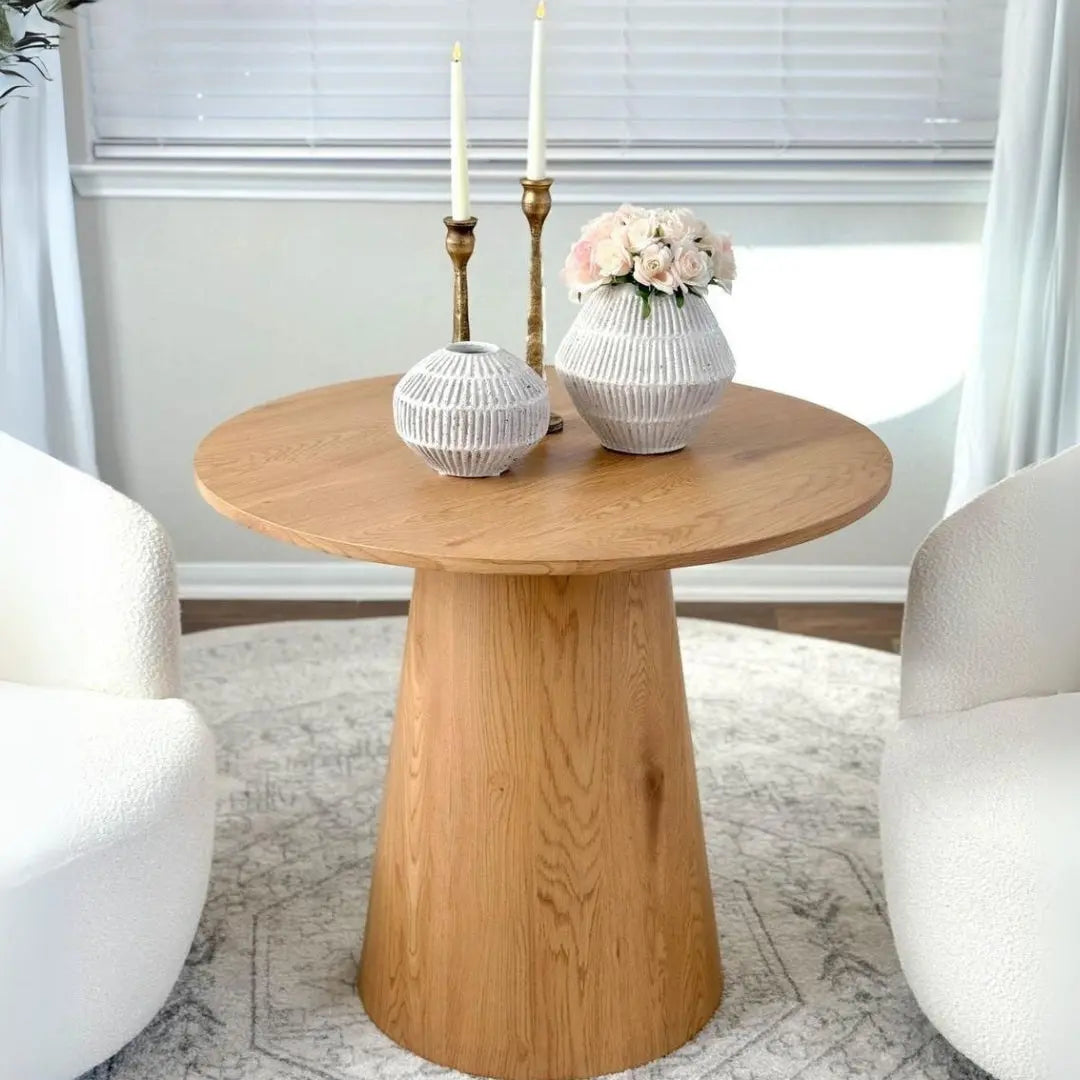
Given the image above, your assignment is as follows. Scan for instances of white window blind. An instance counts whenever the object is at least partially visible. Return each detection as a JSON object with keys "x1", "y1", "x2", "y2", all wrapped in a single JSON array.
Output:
[{"x1": 83, "y1": 0, "x2": 1006, "y2": 163}]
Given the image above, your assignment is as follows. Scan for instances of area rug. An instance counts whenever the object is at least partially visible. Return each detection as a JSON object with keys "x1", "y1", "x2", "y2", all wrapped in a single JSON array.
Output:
[{"x1": 85, "y1": 617, "x2": 987, "y2": 1080}]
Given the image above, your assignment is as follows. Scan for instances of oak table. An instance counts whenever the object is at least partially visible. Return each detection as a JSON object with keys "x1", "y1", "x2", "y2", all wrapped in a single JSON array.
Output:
[{"x1": 194, "y1": 374, "x2": 892, "y2": 1080}]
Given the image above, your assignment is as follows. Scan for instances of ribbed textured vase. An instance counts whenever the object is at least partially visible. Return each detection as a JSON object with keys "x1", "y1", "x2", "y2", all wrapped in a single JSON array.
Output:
[
  {"x1": 555, "y1": 285, "x2": 736, "y2": 454},
  {"x1": 393, "y1": 342, "x2": 549, "y2": 478}
]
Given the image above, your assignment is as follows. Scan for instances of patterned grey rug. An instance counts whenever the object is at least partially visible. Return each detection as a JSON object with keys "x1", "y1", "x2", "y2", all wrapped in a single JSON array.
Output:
[{"x1": 87, "y1": 617, "x2": 987, "y2": 1080}]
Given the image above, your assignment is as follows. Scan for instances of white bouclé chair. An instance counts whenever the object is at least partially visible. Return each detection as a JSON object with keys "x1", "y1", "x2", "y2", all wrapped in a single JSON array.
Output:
[
  {"x1": 0, "y1": 433, "x2": 216, "y2": 1080},
  {"x1": 881, "y1": 444, "x2": 1080, "y2": 1080}
]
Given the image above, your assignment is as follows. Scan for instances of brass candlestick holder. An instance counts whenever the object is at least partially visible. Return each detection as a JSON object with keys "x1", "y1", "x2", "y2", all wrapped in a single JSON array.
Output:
[
  {"x1": 520, "y1": 177, "x2": 563, "y2": 434},
  {"x1": 444, "y1": 215, "x2": 478, "y2": 342}
]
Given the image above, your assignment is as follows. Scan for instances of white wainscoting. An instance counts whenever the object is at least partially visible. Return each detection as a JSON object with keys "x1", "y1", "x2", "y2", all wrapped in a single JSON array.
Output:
[{"x1": 178, "y1": 562, "x2": 908, "y2": 604}]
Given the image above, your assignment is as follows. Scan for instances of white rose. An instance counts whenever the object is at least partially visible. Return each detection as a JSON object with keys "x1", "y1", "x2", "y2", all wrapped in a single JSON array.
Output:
[
  {"x1": 672, "y1": 243, "x2": 713, "y2": 290},
  {"x1": 592, "y1": 236, "x2": 633, "y2": 278},
  {"x1": 684, "y1": 209, "x2": 709, "y2": 240},
  {"x1": 626, "y1": 213, "x2": 659, "y2": 254},
  {"x1": 655, "y1": 208, "x2": 699, "y2": 243},
  {"x1": 633, "y1": 243, "x2": 676, "y2": 294},
  {"x1": 614, "y1": 202, "x2": 648, "y2": 225},
  {"x1": 655, "y1": 210, "x2": 687, "y2": 243}
]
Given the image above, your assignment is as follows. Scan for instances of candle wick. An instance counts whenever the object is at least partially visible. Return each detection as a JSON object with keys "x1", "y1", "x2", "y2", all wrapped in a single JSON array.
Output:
[{"x1": 452, "y1": 41, "x2": 463, "y2": 62}]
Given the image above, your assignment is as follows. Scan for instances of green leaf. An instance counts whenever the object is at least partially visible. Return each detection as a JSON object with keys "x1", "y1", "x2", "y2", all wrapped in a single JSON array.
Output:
[
  {"x1": 675, "y1": 290, "x2": 685, "y2": 309},
  {"x1": 636, "y1": 284, "x2": 653, "y2": 319}
]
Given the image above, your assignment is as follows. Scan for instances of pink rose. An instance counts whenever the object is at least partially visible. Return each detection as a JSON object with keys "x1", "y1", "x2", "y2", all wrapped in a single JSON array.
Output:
[
  {"x1": 592, "y1": 236, "x2": 633, "y2": 278},
  {"x1": 581, "y1": 211, "x2": 617, "y2": 244},
  {"x1": 562, "y1": 239, "x2": 601, "y2": 294},
  {"x1": 709, "y1": 233, "x2": 736, "y2": 286},
  {"x1": 672, "y1": 243, "x2": 713, "y2": 291},
  {"x1": 633, "y1": 243, "x2": 676, "y2": 294}
]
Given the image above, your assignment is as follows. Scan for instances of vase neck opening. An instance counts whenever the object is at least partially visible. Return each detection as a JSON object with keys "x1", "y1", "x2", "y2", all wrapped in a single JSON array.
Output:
[{"x1": 446, "y1": 341, "x2": 500, "y2": 355}]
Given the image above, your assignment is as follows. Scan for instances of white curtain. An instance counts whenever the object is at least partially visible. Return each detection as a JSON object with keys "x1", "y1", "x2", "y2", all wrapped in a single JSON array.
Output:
[
  {"x1": 947, "y1": 0, "x2": 1080, "y2": 512},
  {"x1": 0, "y1": 41, "x2": 97, "y2": 473}
]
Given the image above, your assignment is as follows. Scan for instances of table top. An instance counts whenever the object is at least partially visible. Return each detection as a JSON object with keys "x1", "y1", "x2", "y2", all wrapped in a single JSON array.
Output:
[{"x1": 195, "y1": 374, "x2": 892, "y2": 575}]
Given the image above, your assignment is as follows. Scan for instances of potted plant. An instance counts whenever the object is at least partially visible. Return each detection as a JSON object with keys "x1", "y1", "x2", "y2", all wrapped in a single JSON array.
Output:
[
  {"x1": 555, "y1": 204, "x2": 737, "y2": 455},
  {"x1": 1, "y1": 0, "x2": 95, "y2": 102}
]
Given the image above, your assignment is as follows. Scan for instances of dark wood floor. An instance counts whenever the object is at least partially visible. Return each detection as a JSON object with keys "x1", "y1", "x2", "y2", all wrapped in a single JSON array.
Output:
[{"x1": 181, "y1": 599, "x2": 903, "y2": 653}]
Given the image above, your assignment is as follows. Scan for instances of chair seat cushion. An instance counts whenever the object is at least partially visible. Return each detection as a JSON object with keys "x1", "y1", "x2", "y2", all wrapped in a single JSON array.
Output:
[
  {"x1": 0, "y1": 680, "x2": 216, "y2": 1080},
  {"x1": 880, "y1": 691, "x2": 1078, "y2": 1080},
  {"x1": 0, "y1": 680, "x2": 212, "y2": 889}
]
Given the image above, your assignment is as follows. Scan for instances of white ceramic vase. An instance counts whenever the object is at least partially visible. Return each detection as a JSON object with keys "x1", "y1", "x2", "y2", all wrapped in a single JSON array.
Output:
[
  {"x1": 555, "y1": 284, "x2": 735, "y2": 454},
  {"x1": 393, "y1": 341, "x2": 549, "y2": 477}
]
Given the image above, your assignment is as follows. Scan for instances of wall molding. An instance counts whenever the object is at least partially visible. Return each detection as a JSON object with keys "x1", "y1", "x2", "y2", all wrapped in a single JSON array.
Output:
[
  {"x1": 178, "y1": 561, "x2": 909, "y2": 604},
  {"x1": 71, "y1": 160, "x2": 991, "y2": 205}
]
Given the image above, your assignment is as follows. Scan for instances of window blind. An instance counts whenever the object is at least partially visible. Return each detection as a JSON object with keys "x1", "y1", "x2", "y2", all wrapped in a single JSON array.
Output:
[{"x1": 83, "y1": 0, "x2": 1006, "y2": 162}]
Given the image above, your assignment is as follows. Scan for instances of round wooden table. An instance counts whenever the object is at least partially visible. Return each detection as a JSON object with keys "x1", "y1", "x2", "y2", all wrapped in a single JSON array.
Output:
[{"x1": 195, "y1": 374, "x2": 892, "y2": 1080}]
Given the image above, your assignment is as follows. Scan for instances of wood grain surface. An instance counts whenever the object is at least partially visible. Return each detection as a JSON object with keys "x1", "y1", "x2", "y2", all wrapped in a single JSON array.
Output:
[
  {"x1": 195, "y1": 374, "x2": 891, "y2": 1078},
  {"x1": 194, "y1": 373, "x2": 892, "y2": 575},
  {"x1": 358, "y1": 569, "x2": 722, "y2": 1080}
]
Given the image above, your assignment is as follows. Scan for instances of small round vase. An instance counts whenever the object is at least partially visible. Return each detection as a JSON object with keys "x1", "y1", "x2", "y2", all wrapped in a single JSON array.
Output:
[
  {"x1": 393, "y1": 341, "x2": 549, "y2": 478},
  {"x1": 555, "y1": 285, "x2": 735, "y2": 454}
]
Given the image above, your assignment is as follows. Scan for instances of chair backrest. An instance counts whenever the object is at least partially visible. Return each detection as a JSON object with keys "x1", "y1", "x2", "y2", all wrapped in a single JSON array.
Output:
[
  {"x1": 901, "y1": 442, "x2": 1080, "y2": 718},
  {"x1": 0, "y1": 433, "x2": 180, "y2": 698}
]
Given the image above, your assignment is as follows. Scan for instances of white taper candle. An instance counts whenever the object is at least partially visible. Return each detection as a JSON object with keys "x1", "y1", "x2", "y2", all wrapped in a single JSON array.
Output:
[
  {"x1": 526, "y1": 1, "x2": 547, "y2": 180},
  {"x1": 450, "y1": 41, "x2": 471, "y2": 220}
]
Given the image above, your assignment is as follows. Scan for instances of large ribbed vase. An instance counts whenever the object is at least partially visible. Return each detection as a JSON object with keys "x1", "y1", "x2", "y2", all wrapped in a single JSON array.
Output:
[
  {"x1": 555, "y1": 285, "x2": 735, "y2": 454},
  {"x1": 393, "y1": 341, "x2": 549, "y2": 477}
]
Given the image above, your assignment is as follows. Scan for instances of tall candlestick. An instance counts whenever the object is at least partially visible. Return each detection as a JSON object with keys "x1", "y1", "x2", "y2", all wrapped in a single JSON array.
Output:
[
  {"x1": 526, "y1": 2, "x2": 546, "y2": 180},
  {"x1": 450, "y1": 41, "x2": 470, "y2": 221},
  {"x1": 445, "y1": 215, "x2": 478, "y2": 342},
  {"x1": 521, "y1": 178, "x2": 562, "y2": 435}
]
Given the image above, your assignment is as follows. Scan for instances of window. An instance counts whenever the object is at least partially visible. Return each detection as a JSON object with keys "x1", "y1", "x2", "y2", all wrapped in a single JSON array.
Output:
[{"x1": 76, "y1": 0, "x2": 1006, "y2": 200}]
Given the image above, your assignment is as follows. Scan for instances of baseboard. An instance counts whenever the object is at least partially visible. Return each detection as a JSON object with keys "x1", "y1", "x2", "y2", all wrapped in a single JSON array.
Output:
[{"x1": 177, "y1": 561, "x2": 908, "y2": 604}]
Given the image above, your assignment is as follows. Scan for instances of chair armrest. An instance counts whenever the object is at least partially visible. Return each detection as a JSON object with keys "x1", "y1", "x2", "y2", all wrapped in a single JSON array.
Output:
[
  {"x1": 0, "y1": 434, "x2": 180, "y2": 698},
  {"x1": 900, "y1": 444, "x2": 1080, "y2": 718}
]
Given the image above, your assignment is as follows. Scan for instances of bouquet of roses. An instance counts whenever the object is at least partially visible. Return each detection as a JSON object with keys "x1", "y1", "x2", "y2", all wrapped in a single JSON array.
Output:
[{"x1": 562, "y1": 204, "x2": 736, "y2": 318}]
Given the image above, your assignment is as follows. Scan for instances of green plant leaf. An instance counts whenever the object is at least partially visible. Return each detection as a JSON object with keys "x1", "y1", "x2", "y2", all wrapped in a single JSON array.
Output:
[
  {"x1": 675, "y1": 290, "x2": 685, "y2": 309},
  {"x1": 636, "y1": 284, "x2": 653, "y2": 319},
  {"x1": 0, "y1": 0, "x2": 97, "y2": 104}
]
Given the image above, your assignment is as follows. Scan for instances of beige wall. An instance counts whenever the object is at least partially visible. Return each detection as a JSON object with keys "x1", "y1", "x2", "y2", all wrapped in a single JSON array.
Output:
[{"x1": 74, "y1": 195, "x2": 980, "y2": 571}]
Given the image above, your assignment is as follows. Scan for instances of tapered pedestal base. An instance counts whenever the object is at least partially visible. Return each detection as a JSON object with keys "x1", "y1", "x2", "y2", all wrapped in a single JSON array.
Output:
[{"x1": 358, "y1": 569, "x2": 722, "y2": 1080}]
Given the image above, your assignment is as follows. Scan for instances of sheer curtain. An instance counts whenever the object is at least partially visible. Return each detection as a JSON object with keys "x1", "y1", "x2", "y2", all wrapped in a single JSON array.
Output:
[
  {"x1": 0, "y1": 37, "x2": 97, "y2": 472},
  {"x1": 947, "y1": 0, "x2": 1080, "y2": 512}
]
